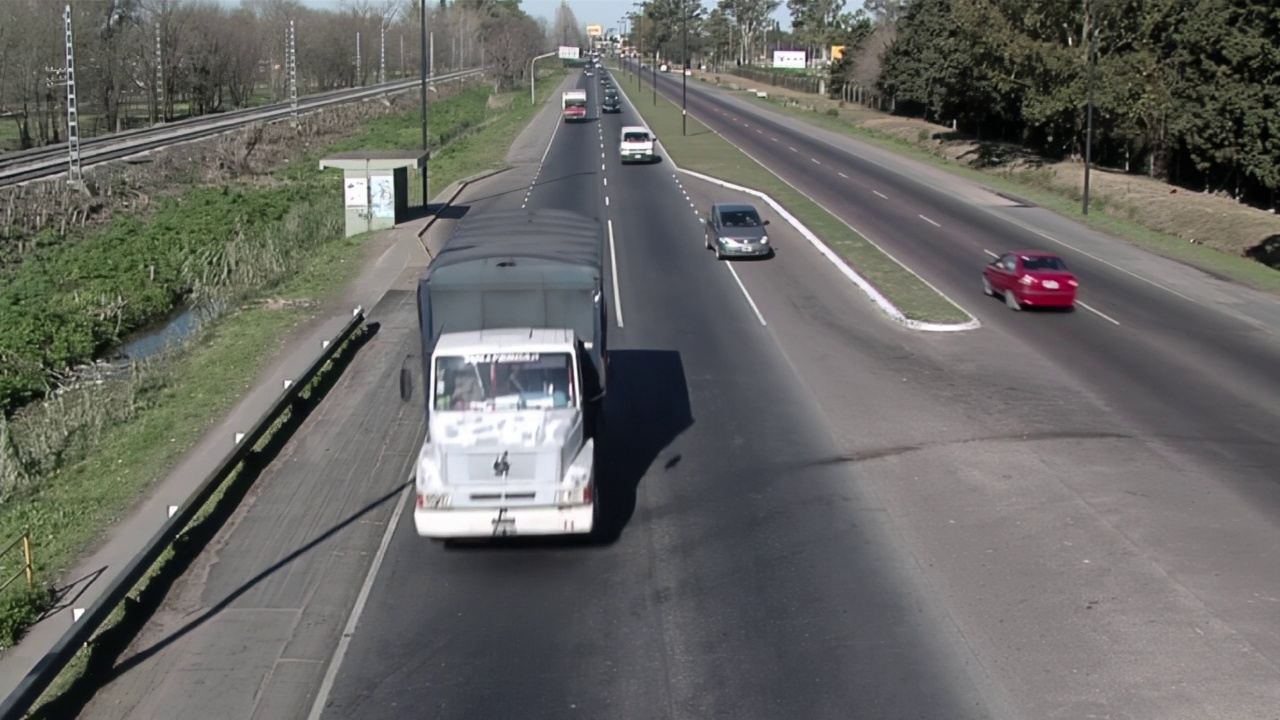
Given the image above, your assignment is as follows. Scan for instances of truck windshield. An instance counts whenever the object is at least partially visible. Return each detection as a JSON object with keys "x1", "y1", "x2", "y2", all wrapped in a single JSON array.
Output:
[
  {"x1": 433, "y1": 353, "x2": 576, "y2": 411},
  {"x1": 566, "y1": 99, "x2": 586, "y2": 107}
]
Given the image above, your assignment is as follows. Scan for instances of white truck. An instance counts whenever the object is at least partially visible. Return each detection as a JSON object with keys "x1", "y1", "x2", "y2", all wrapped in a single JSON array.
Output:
[
  {"x1": 619, "y1": 125, "x2": 656, "y2": 164},
  {"x1": 562, "y1": 89, "x2": 588, "y2": 122},
  {"x1": 410, "y1": 209, "x2": 608, "y2": 540}
]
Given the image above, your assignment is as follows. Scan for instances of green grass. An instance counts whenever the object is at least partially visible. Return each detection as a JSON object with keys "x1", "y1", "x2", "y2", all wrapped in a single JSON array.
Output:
[
  {"x1": 615, "y1": 67, "x2": 970, "y2": 325},
  {"x1": 0, "y1": 68, "x2": 565, "y2": 656},
  {"x1": 725, "y1": 83, "x2": 1280, "y2": 296}
]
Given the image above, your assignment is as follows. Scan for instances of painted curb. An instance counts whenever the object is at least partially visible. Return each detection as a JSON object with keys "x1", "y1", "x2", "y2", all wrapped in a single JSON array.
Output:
[{"x1": 621, "y1": 73, "x2": 980, "y2": 333}]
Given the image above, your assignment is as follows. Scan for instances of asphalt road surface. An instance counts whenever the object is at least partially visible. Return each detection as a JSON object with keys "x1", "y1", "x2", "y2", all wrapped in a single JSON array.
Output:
[{"x1": 72, "y1": 69, "x2": 1280, "y2": 720}]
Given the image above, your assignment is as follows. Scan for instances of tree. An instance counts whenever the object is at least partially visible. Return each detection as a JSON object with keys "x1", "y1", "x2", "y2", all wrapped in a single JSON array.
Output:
[
  {"x1": 718, "y1": 0, "x2": 780, "y2": 64},
  {"x1": 551, "y1": 1, "x2": 584, "y2": 48}
]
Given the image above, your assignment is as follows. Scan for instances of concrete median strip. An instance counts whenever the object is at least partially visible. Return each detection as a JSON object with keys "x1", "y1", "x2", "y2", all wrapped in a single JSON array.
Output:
[
  {"x1": 675, "y1": 167, "x2": 978, "y2": 332},
  {"x1": 609, "y1": 66, "x2": 978, "y2": 332}
]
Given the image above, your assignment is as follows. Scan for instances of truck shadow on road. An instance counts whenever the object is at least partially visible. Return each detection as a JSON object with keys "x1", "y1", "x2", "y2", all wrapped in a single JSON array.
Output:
[{"x1": 443, "y1": 349, "x2": 693, "y2": 551}]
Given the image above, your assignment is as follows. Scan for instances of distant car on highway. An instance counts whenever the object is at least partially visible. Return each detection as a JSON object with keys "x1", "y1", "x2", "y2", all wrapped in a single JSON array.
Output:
[
  {"x1": 602, "y1": 92, "x2": 621, "y2": 113},
  {"x1": 983, "y1": 250, "x2": 1078, "y2": 310},
  {"x1": 705, "y1": 203, "x2": 772, "y2": 259},
  {"x1": 619, "y1": 126, "x2": 656, "y2": 163}
]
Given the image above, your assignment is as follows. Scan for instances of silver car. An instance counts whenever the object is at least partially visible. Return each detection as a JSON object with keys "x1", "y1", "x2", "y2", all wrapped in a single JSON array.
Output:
[{"x1": 704, "y1": 203, "x2": 772, "y2": 259}]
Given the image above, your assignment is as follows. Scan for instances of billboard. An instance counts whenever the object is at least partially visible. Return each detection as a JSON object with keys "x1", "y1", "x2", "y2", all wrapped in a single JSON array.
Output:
[
  {"x1": 772, "y1": 50, "x2": 806, "y2": 68},
  {"x1": 831, "y1": 45, "x2": 845, "y2": 61},
  {"x1": 586, "y1": 24, "x2": 603, "y2": 37},
  {"x1": 558, "y1": 45, "x2": 580, "y2": 60}
]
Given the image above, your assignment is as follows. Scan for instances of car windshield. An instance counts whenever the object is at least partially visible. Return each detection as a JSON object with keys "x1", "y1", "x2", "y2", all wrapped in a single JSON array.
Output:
[
  {"x1": 623, "y1": 131, "x2": 650, "y2": 142},
  {"x1": 1021, "y1": 255, "x2": 1068, "y2": 271},
  {"x1": 719, "y1": 209, "x2": 762, "y2": 227},
  {"x1": 433, "y1": 353, "x2": 576, "y2": 411}
]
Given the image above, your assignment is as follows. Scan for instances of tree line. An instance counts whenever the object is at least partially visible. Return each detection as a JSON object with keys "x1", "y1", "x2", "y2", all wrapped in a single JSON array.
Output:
[
  {"x1": 870, "y1": 0, "x2": 1278, "y2": 207},
  {"x1": 0, "y1": 0, "x2": 551, "y2": 151}
]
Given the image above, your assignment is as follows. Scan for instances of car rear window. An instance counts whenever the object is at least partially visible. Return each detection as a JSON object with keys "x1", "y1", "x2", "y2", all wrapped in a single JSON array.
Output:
[
  {"x1": 719, "y1": 209, "x2": 762, "y2": 227},
  {"x1": 623, "y1": 132, "x2": 650, "y2": 142},
  {"x1": 1021, "y1": 255, "x2": 1068, "y2": 271}
]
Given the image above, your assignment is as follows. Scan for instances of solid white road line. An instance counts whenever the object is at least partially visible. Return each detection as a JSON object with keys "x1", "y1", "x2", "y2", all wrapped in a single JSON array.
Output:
[
  {"x1": 873, "y1": 190, "x2": 887, "y2": 199},
  {"x1": 1078, "y1": 301, "x2": 1121, "y2": 325},
  {"x1": 919, "y1": 214, "x2": 941, "y2": 227},
  {"x1": 307, "y1": 481, "x2": 412, "y2": 720},
  {"x1": 725, "y1": 263, "x2": 768, "y2": 326},
  {"x1": 1025, "y1": 228, "x2": 1199, "y2": 303},
  {"x1": 608, "y1": 219, "x2": 625, "y2": 328}
]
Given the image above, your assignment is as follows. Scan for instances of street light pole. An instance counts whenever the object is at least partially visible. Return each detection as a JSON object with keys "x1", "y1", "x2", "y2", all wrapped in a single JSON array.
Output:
[
  {"x1": 682, "y1": 0, "x2": 688, "y2": 135},
  {"x1": 419, "y1": 0, "x2": 429, "y2": 207},
  {"x1": 530, "y1": 51, "x2": 555, "y2": 104},
  {"x1": 1082, "y1": 4, "x2": 1096, "y2": 216},
  {"x1": 634, "y1": 3, "x2": 645, "y2": 92}
]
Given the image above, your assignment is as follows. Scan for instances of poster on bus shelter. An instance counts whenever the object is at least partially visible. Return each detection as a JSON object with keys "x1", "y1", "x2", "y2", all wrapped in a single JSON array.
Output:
[{"x1": 370, "y1": 174, "x2": 394, "y2": 219}]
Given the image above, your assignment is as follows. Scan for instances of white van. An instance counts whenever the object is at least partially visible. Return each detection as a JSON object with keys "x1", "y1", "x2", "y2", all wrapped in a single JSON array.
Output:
[{"x1": 619, "y1": 126, "x2": 655, "y2": 164}]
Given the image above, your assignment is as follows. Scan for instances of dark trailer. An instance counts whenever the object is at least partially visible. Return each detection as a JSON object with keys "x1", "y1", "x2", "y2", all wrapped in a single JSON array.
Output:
[{"x1": 415, "y1": 208, "x2": 608, "y2": 418}]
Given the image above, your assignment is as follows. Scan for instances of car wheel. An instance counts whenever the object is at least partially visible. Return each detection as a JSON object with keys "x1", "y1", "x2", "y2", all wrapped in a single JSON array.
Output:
[
  {"x1": 982, "y1": 276, "x2": 994, "y2": 296},
  {"x1": 704, "y1": 233, "x2": 711, "y2": 250},
  {"x1": 1005, "y1": 289, "x2": 1021, "y2": 311},
  {"x1": 714, "y1": 243, "x2": 724, "y2": 261}
]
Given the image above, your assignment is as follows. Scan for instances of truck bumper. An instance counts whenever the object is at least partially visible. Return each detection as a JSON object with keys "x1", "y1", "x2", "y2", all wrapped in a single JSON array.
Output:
[{"x1": 415, "y1": 503, "x2": 595, "y2": 538}]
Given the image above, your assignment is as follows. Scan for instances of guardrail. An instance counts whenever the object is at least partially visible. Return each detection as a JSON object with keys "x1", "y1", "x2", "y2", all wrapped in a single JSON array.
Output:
[
  {"x1": 0, "y1": 67, "x2": 487, "y2": 186},
  {"x1": 0, "y1": 306, "x2": 369, "y2": 720},
  {"x1": 0, "y1": 533, "x2": 33, "y2": 595}
]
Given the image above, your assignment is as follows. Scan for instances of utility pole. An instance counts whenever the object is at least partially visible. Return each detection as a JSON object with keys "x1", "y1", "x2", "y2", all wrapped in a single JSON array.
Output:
[
  {"x1": 682, "y1": 0, "x2": 688, "y2": 134},
  {"x1": 401, "y1": 34, "x2": 405, "y2": 78},
  {"x1": 63, "y1": 4, "x2": 84, "y2": 192},
  {"x1": 634, "y1": 3, "x2": 644, "y2": 91},
  {"x1": 430, "y1": 31, "x2": 435, "y2": 77},
  {"x1": 420, "y1": 0, "x2": 429, "y2": 206},
  {"x1": 1082, "y1": 1, "x2": 1096, "y2": 216},
  {"x1": 380, "y1": 23, "x2": 386, "y2": 84},
  {"x1": 154, "y1": 22, "x2": 164, "y2": 124},
  {"x1": 288, "y1": 20, "x2": 299, "y2": 128},
  {"x1": 356, "y1": 31, "x2": 362, "y2": 86}
]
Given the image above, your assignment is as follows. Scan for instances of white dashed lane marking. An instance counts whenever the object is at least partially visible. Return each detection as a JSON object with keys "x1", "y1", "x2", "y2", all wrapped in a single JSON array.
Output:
[
  {"x1": 919, "y1": 214, "x2": 941, "y2": 227},
  {"x1": 873, "y1": 190, "x2": 887, "y2": 199}
]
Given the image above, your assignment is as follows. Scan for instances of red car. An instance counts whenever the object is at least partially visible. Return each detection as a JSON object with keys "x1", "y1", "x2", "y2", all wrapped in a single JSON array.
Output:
[{"x1": 983, "y1": 250, "x2": 1078, "y2": 310}]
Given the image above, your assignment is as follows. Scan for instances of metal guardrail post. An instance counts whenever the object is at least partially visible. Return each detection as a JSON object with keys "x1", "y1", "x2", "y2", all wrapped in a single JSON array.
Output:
[{"x1": 0, "y1": 531, "x2": 34, "y2": 594}]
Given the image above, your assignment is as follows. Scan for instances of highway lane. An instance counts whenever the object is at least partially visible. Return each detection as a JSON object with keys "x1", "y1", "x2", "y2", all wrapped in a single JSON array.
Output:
[
  {"x1": 607, "y1": 66, "x2": 1280, "y2": 715},
  {"x1": 316, "y1": 72, "x2": 1008, "y2": 719},
  {"x1": 642, "y1": 66, "x2": 1280, "y2": 506},
  {"x1": 605, "y1": 74, "x2": 1280, "y2": 717}
]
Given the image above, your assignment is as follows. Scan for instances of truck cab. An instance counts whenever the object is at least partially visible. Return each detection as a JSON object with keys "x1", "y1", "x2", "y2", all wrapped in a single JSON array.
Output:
[{"x1": 412, "y1": 209, "x2": 608, "y2": 540}]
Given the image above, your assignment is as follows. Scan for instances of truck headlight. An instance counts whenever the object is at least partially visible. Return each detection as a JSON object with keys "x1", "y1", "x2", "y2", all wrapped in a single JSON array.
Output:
[
  {"x1": 416, "y1": 452, "x2": 449, "y2": 508},
  {"x1": 556, "y1": 438, "x2": 595, "y2": 505}
]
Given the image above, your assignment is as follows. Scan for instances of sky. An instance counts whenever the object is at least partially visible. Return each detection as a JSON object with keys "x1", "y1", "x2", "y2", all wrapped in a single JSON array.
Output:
[{"x1": 297, "y1": 0, "x2": 796, "y2": 32}]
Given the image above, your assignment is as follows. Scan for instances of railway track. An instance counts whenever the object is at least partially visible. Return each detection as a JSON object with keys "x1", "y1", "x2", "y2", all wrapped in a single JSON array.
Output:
[{"x1": 0, "y1": 68, "x2": 484, "y2": 187}]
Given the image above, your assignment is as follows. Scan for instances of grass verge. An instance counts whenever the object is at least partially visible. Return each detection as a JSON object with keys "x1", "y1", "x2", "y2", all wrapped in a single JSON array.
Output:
[
  {"x1": 0, "y1": 66, "x2": 565, "y2": 698},
  {"x1": 711, "y1": 73, "x2": 1280, "y2": 296},
  {"x1": 615, "y1": 70, "x2": 970, "y2": 324}
]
